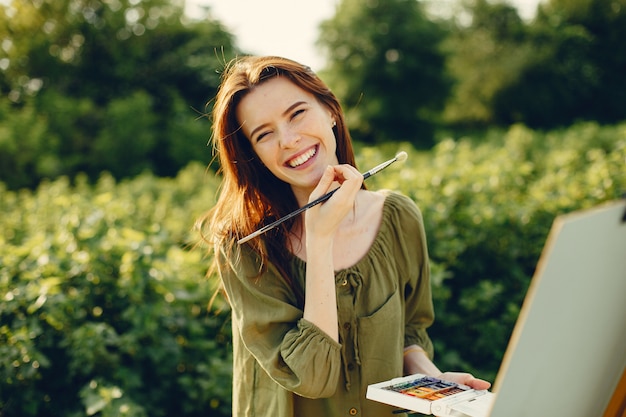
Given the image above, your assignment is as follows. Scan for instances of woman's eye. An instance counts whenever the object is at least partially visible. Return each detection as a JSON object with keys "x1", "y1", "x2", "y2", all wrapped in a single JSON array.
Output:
[
  {"x1": 256, "y1": 131, "x2": 270, "y2": 142},
  {"x1": 291, "y1": 109, "x2": 305, "y2": 120}
]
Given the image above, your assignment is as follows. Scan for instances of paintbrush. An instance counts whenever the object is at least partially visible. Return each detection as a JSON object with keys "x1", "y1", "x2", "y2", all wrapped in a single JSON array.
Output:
[{"x1": 237, "y1": 151, "x2": 408, "y2": 244}]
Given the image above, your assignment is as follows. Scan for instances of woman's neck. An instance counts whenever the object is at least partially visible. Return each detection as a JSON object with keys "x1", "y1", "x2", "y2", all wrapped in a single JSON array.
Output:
[{"x1": 288, "y1": 190, "x2": 385, "y2": 270}]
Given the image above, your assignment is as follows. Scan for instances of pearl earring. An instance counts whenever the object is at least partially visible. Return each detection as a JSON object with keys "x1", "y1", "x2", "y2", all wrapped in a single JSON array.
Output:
[{"x1": 332, "y1": 120, "x2": 336, "y2": 127}]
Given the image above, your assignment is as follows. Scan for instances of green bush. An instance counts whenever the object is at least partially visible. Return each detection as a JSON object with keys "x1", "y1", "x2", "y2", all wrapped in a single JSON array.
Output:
[
  {"x1": 0, "y1": 164, "x2": 231, "y2": 417},
  {"x1": 1, "y1": 122, "x2": 624, "y2": 415}
]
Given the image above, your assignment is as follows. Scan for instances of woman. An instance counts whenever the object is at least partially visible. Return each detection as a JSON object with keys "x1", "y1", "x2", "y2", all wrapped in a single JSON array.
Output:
[{"x1": 199, "y1": 55, "x2": 490, "y2": 417}]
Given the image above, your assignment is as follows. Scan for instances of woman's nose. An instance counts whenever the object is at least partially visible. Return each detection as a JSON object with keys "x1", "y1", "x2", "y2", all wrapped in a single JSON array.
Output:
[{"x1": 279, "y1": 128, "x2": 301, "y2": 149}]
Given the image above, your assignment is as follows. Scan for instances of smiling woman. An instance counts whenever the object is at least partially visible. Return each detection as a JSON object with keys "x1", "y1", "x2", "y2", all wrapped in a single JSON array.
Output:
[
  {"x1": 196, "y1": 55, "x2": 490, "y2": 417},
  {"x1": 235, "y1": 76, "x2": 338, "y2": 202}
]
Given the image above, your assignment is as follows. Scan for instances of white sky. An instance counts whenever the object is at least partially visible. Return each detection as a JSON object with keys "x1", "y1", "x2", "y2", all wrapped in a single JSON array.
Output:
[{"x1": 185, "y1": 0, "x2": 544, "y2": 71}]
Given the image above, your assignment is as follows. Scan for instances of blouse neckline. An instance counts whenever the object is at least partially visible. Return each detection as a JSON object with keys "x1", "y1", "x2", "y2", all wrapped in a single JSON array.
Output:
[{"x1": 289, "y1": 190, "x2": 395, "y2": 274}]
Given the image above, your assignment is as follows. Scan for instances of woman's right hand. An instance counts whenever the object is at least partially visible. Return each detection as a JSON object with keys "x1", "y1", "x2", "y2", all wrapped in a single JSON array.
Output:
[{"x1": 304, "y1": 164, "x2": 363, "y2": 239}]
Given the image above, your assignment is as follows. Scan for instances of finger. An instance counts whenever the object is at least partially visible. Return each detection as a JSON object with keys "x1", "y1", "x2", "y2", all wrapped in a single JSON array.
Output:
[
  {"x1": 332, "y1": 164, "x2": 362, "y2": 183},
  {"x1": 439, "y1": 372, "x2": 492, "y2": 391},
  {"x1": 308, "y1": 166, "x2": 337, "y2": 202},
  {"x1": 326, "y1": 165, "x2": 363, "y2": 197},
  {"x1": 309, "y1": 164, "x2": 361, "y2": 203},
  {"x1": 467, "y1": 378, "x2": 491, "y2": 390},
  {"x1": 304, "y1": 165, "x2": 360, "y2": 232}
]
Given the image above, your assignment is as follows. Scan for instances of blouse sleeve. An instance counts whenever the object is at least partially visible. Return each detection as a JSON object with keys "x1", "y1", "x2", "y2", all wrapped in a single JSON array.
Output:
[
  {"x1": 390, "y1": 193, "x2": 435, "y2": 358},
  {"x1": 217, "y1": 243, "x2": 342, "y2": 398}
]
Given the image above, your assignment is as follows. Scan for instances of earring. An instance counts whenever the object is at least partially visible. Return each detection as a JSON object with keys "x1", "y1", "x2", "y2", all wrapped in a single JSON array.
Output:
[{"x1": 332, "y1": 120, "x2": 336, "y2": 127}]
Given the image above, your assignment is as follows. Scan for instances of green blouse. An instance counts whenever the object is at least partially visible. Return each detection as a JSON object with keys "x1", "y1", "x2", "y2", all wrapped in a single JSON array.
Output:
[{"x1": 217, "y1": 191, "x2": 435, "y2": 417}]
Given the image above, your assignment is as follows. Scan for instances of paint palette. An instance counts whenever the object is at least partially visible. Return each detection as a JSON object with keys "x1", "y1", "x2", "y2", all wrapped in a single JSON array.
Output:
[{"x1": 366, "y1": 374, "x2": 494, "y2": 417}]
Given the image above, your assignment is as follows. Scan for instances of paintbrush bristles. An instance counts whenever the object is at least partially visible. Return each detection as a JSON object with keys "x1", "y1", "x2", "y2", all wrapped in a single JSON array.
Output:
[{"x1": 395, "y1": 151, "x2": 408, "y2": 163}]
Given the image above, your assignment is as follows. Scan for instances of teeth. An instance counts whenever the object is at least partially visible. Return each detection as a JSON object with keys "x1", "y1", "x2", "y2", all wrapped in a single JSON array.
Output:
[{"x1": 288, "y1": 148, "x2": 316, "y2": 167}]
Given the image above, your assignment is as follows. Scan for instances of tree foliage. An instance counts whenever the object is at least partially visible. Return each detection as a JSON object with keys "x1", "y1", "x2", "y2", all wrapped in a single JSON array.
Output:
[
  {"x1": 0, "y1": 0, "x2": 237, "y2": 189},
  {"x1": 442, "y1": 0, "x2": 626, "y2": 129},
  {"x1": 442, "y1": 0, "x2": 530, "y2": 127},
  {"x1": 498, "y1": 0, "x2": 626, "y2": 127},
  {"x1": 318, "y1": 0, "x2": 450, "y2": 148}
]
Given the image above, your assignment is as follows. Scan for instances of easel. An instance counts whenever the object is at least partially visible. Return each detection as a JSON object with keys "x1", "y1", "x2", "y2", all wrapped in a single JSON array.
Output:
[{"x1": 603, "y1": 367, "x2": 626, "y2": 417}]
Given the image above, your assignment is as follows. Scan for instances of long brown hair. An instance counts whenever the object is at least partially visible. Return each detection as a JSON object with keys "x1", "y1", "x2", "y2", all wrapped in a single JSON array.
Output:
[{"x1": 199, "y1": 56, "x2": 359, "y2": 283}]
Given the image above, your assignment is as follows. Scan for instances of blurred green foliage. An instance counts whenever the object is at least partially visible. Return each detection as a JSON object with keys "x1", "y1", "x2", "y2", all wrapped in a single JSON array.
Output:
[
  {"x1": 450, "y1": 0, "x2": 626, "y2": 128},
  {"x1": 2, "y1": 122, "x2": 624, "y2": 416},
  {"x1": 318, "y1": 0, "x2": 450, "y2": 147},
  {"x1": 320, "y1": 0, "x2": 626, "y2": 140},
  {"x1": 0, "y1": 164, "x2": 232, "y2": 417},
  {"x1": 0, "y1": 0, "x2": 237, "y2": 190}
]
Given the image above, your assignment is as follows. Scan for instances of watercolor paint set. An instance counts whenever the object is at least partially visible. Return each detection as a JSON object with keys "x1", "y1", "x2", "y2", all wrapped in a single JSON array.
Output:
[{"x1": 366, "y1": 373, "x2": 494, "y2": 417}]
